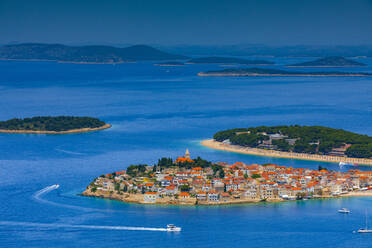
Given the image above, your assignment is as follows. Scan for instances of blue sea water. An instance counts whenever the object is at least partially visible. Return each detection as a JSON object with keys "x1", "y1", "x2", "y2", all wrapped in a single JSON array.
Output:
[{"x1": 0, "y1": 58, "x2": 372, "y2": 247}]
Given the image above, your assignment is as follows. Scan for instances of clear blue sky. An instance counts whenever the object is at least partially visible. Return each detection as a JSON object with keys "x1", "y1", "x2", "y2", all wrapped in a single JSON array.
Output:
[{"x1": 1, "y1": 0, "x2": 372, "y2": 45}]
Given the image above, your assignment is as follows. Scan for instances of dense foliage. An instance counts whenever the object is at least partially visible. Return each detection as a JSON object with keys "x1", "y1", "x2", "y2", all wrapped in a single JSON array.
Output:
[
  {"x1": 345, "y1": 144, "x2": 372, "y2": 158},
  {"x1": 125, "y1": 156, "x2": 225, "y2": 179},
  {"x1": 126, "y1": 164, "x2": 148, "y2": 177},
  {"x1": 0, "y1": 116, "x2": 106, "y2": 132},
  {"x1": 213, "y1": 125, "x2": 372, "y2": 158}
]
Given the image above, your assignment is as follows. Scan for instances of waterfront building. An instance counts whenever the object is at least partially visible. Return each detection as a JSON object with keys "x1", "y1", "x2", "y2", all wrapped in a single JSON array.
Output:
[
  {"x1": 207, "y1": 191, "x2": 219, "y2": 202},
  {"x1": 144, "y1": 192, "x2": 158, "y2": 202}
]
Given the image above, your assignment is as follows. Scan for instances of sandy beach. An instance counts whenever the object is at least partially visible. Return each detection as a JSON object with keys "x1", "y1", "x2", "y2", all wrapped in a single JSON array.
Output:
[
  {"x1": 201, "y1": 139, "x2": 372, "y2": 166},
  {"x1": 0, "y1": 123, "x2": 111, "y2": 134}
]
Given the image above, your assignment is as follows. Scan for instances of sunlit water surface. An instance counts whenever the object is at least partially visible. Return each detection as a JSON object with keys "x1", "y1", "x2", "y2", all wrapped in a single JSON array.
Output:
[{"x1": 0, "y1": 59, "x2": 371, "y2": 247}]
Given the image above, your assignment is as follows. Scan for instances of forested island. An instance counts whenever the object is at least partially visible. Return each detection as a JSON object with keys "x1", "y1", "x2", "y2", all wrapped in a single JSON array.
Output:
[
  {"x1": 0, "y1": 43, "x2": 188, "y2": 63},
  {"x1": 0, "y1": 116, "x2": 110, "y2": 134},
  {"x1": 288, "y1": 56, "x2": 367, "y2": 67},
  {"x1": 198, "y1": 68, "x2": 372, "y2": 77},
  {"x1": 188, "y1": 56, "x2": 274, "y2": 65},
  {"x1": 211, "y1": 126, "x2": 372, "y2": 159}
]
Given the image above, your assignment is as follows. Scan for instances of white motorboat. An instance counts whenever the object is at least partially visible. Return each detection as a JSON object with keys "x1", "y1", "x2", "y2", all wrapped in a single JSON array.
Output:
[
  {"x1": 166, "y1": 224, "x2": 181, "y2": 232},
  {"x1": 338, "y1": 208, "x2": 350, "y2": 214}
]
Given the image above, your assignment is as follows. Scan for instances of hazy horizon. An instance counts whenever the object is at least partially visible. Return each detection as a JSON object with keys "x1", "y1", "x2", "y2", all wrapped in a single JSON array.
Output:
[{"x1": 1, "y1": 0, "x2": 372, "y2": 46}]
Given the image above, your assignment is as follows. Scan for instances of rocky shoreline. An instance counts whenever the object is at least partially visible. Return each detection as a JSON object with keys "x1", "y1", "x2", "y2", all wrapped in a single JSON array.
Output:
[
  {"x1": 81, "y1": 188, "x2": 276, "y2": 206},
  {"x1": 81, "y1": 188, "x2": 372, "y2": 206}
]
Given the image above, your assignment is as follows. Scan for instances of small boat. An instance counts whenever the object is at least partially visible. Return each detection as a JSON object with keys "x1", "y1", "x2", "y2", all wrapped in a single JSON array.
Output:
[
  {"x1": 357, "y1": 211, "x2": 372, "y2": 233},
  {"x1": 53, "y1": 184, "x2": 60, "y2": 189},
  {"x1": 339, "y1": 162, "x2": 354, "y2": 167},
  {"x1": 166, "y1": 224, "x2": 181, "y2": 232},
  {"x1": 338, "y1": 208, "x2": 350, "y2": 214}
]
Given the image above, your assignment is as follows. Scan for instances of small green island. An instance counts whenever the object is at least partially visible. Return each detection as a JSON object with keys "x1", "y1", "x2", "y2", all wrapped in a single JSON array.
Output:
[
  {"x1": 287, "y1": 56, "x2": 367, "y2": 67},
  {"x1": 0, "y1": 116, "x2": 111, "y2": 134},
  {"x1": 188, "y1": 56, "x2": 274, "y2": 65},
  {"x1": 197, "y1": 67, "x2": 372, "y2": 77},
  {"x1": 154, "y1": 61, "x2": 185, "y2": 66}
]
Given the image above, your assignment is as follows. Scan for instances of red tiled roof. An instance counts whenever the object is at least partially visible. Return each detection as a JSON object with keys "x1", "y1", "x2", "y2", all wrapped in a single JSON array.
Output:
[{"x1": 145, "y1": 192, "x2": 157, "y2": 195}]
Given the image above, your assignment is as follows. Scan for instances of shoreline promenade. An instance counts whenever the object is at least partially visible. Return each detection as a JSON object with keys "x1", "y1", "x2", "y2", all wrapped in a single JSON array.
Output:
[{"x1": 201, "y1": 139, "x2": 372, "y2": 166}]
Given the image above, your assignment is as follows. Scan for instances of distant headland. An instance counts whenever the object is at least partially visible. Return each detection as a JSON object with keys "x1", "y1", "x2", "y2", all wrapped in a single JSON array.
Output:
[
  {"x1": 287, "y1": 56, "x2": 367, "y2": 67},
  {"x1": 202, "y1": 126, "x2": 372, "y2": 165},
  {"x1": 0, "y1": 116, "x2": 111, "y2": 134},
  {"x1": 82, "y1": 149, "x2": 372, "y2": 206},
  {"x1": 187, "y1": 56, "x2": 274, "y2": 65},
  {"x1": 0, "y1": 43, "x2": 188, "y2": 64},
  {"x1": 198, "y1": 67, "x2": 372, "y2": 77}
]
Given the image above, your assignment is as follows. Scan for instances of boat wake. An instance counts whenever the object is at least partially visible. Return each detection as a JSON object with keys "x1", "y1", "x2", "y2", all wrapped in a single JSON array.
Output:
[
  {"x1": 33, "y1": 185, "x2": 117, "y2": 213},
  {"x1": 0, "y1": 221, "x2": 167, "y2": 232},
  {"x1": 55, "y1": 148, "x2": 85, "y2": 156}
]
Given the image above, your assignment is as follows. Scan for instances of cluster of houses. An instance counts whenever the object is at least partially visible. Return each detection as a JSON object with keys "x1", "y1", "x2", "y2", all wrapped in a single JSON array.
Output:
[
  {"x1": 230, "y1": 131, "x2": 352, "y2": 157},
  {"x1": 89, "y1": 151, "x2": 372, "y2": 204}
]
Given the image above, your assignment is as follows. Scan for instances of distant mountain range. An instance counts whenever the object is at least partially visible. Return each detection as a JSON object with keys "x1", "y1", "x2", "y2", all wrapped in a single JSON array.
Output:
[
  {"x1": 0, "y1": 43, "x2": 188, "y2": 63},
  {"x1": 160, "y1": 45, "x2": 372, "y2": 57},
  {"x1": 288, "y1": 56, "x2": 367, "y2": 67}
]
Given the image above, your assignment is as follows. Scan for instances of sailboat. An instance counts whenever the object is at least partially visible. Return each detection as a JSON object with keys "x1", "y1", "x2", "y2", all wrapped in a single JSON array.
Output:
[{"x1": 357, "y1": 211, "x2": 372, "y2": 233}]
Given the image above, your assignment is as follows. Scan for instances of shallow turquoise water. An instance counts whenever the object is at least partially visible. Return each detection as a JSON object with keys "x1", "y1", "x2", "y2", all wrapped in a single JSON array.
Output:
[{"x1": 0, "y1": 59, "x2": 371, "y2": 247}]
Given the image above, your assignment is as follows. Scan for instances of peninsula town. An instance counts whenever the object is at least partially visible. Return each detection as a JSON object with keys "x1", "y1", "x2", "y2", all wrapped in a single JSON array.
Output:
[{"x1": 83, "y1": 150, "x2": 372, "y2": 205}]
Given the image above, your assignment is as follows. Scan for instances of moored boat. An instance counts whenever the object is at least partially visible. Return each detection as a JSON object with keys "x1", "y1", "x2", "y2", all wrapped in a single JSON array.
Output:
[
  {"x1": 357, "y1": 211, "x2": 372, "y2": 233},
  {"x1": 339, "y1": 162, "x2": 355, "y2": 167}
]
